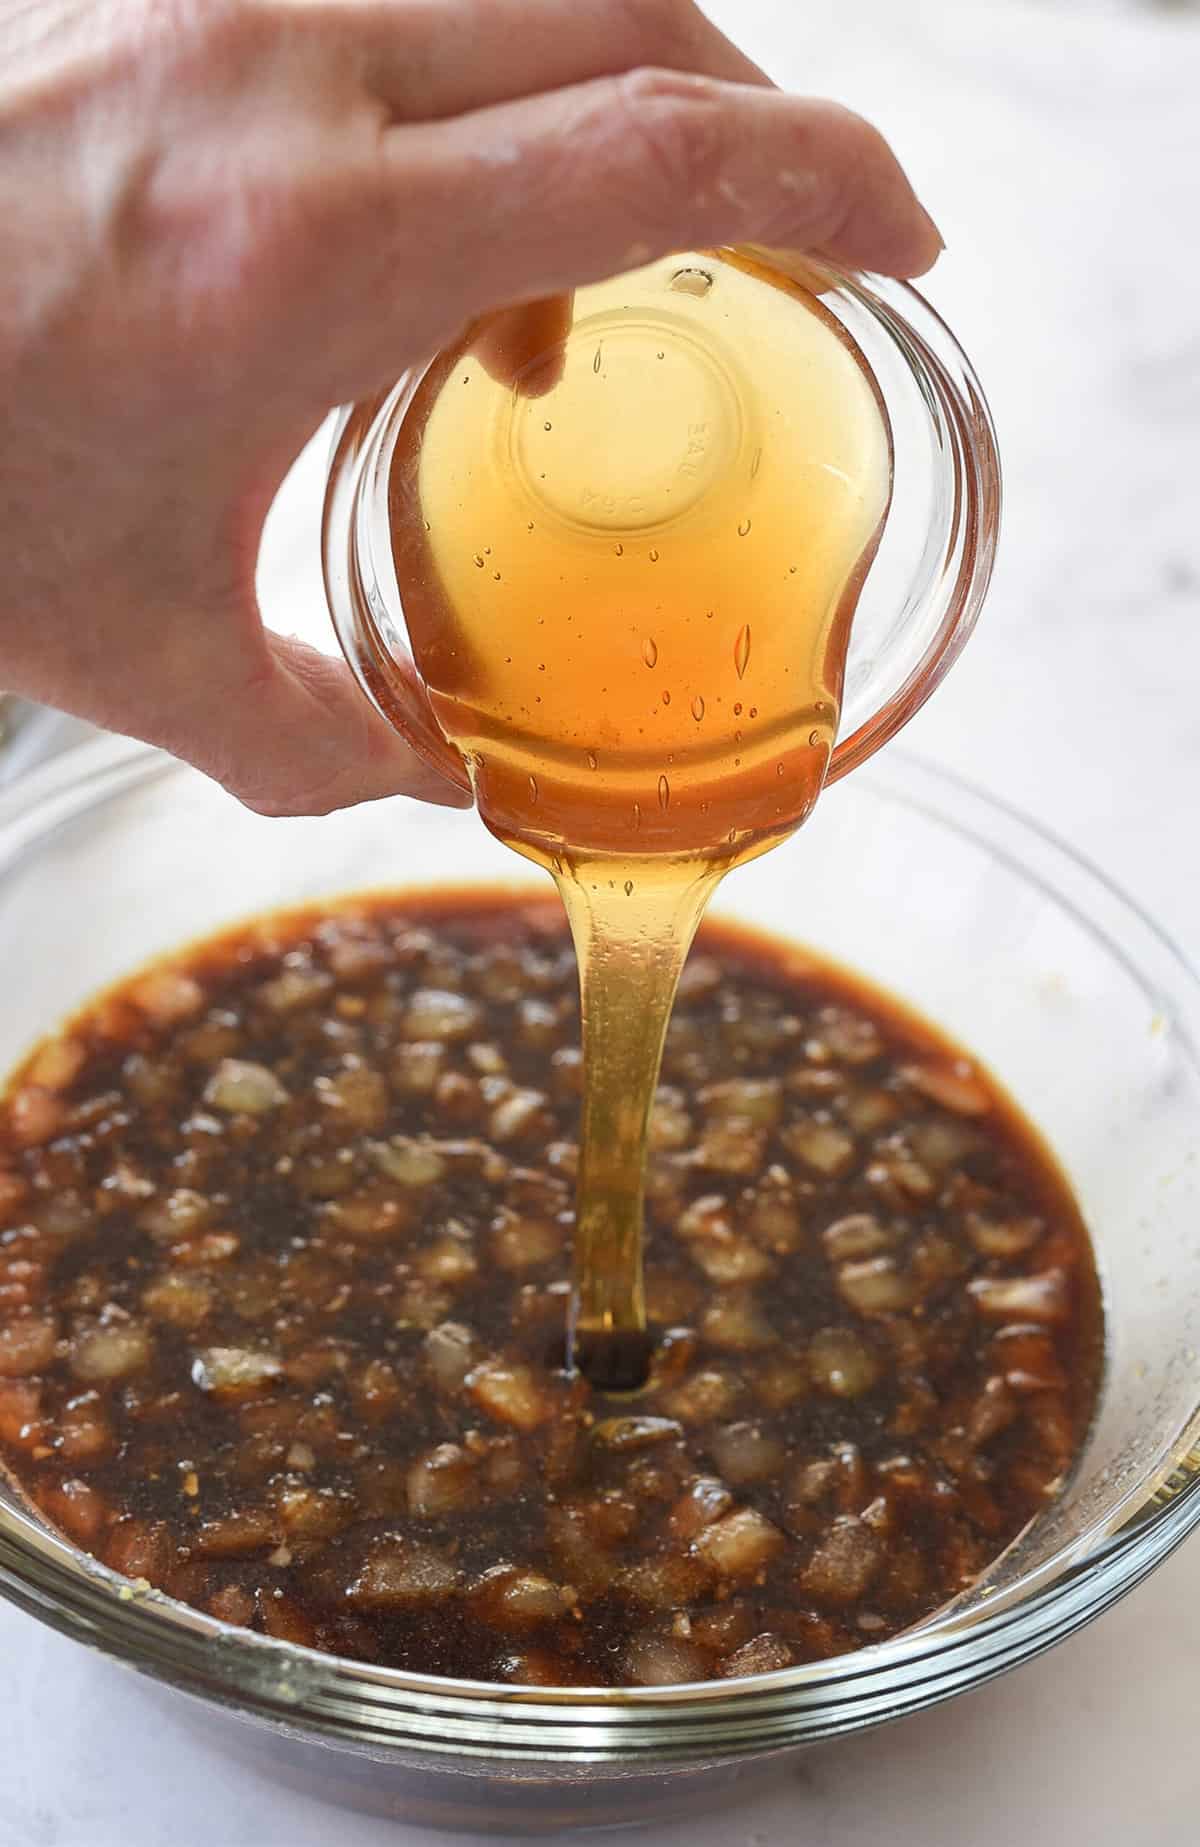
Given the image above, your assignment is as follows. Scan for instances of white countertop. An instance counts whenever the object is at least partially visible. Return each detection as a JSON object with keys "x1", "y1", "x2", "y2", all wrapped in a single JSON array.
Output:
[{"x1": 3, "y1": 1, "x2": 1200, "y2": 1842}]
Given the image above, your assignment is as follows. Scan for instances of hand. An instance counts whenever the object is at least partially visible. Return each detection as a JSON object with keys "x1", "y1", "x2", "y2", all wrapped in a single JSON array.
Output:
[{"x1": 0, "y1": 0, "x2": 941, "y2": 817}]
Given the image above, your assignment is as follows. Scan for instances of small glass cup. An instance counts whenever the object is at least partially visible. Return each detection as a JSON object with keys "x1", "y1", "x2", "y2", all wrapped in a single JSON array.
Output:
[{"x1": 321, "y1": 252, "x2": 1001, "y2": 792}]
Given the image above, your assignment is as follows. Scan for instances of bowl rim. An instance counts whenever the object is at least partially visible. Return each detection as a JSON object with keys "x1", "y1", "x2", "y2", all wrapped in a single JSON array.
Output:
[{"x1": 1, "y1": 734, "x2": 1199, "y2": 1763}]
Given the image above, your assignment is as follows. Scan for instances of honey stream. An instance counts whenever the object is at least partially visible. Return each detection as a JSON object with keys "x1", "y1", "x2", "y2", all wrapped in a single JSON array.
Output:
[{"x1": 389, "y1": 251, "x2": 892, "y2": 1383}]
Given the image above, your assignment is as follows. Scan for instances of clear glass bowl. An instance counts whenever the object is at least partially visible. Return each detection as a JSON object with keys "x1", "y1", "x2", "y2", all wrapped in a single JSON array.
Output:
[{"x1": 1, "y1": 737, "x2": 1199, "y2": 1836}]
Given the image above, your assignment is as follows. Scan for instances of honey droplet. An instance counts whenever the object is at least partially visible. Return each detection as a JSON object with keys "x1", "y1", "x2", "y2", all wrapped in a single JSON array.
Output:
[
  {"x1": 670, "y1": 266, "x2": 713, "y2": 297},
  {"x1": 691, "y1": 695, "x2": 705, "y2": 722},
  {"x1": 632, "y1": 801, "x2": 642, "y2": 831},
  {"x1": 473, "y1": 554, "x2": 484, "y2": 568},
  {"x1": 624, "y1": 880, "x2": 634, "y2": 897},
  {"x1": 749, "y1": 706, "x2": 758, "y2": 718},
  {"x1": 738, "y1": 519, "x2": 752, "y2": 538},
  {"x1": 661, "y1": 690, "x2": 671, "y2": 706},
  {"x1": 657, "y1": 774, "x2": 670, "y2": 811},
  {"x1": 493, "y1": 572, "x2": 501, "y2": 581},
  {"x1": 642, "y1": 637, "x2": 659, "y2": 669},
  {"x1": 733, "y1": 624, "x2": 751, "y2": 678},
  {"x1": 648, "y1": 548, "x2": 660, "y2": 563},
  {"x1": 750, "y1": 447, "x2": 763, "y2": 480},
  {"x1": 593, "y1": 346, "x2": 603, "y2": 373},
  {"x1": 808, "y1": 729, "x2": 821, "y2": 747},
  {"x1": 543, "y1": 421, "x2": 552, "y2": 432},
  {"x1": 614, "y1": 542, "x2": 624, "y2": 557},
  {"x1": 733, "y1": 702, "x2": 743, "y2": 717},
  {"x1": 528, "y1": 775, "x2": 539, "y2": 802},
  {"x1": 586, "y1": 750, "x2": 598, "y2": 771},
  {"x1": 777, "y1": 762, "x2": 785, "y2": 776}
]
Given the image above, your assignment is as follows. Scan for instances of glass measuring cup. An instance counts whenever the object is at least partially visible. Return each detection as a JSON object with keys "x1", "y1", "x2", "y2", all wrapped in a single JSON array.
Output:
[{"x1": 322, "y1": 252, "x2": 1000, "y2": 804}]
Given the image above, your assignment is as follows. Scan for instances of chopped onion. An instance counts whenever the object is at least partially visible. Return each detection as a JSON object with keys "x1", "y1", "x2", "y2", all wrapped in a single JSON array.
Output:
[
  {"x1": 667, "y1": 1475, "x2": 734, "y2": 1542},
  {"x1": 489, "y1": 1089, "x2": 551, "y2": 1144},
  {"x1": 783, "y1": 1120, "x2": 857, "y2": 1178},
  {"x1": 799, "y1": 1516, "x2": 883, "y2": 1604},
  {"x1": 836, "y1": 1257, "x2": 919, "y2": 1316},
  {"x1": 592, "y1": 1415, "x2": 683, "y2": 1452},
  {"x1": 718, "y1": 1632, "x2": 794, "y2": 1677},
  {"x1": 822, "y1": 1214, "x2": 892, "y2": 1262},
  {"x1": 707, "y1": 1421, "x2": 785, "y2": 1486},
  {"x1": 141, "y1": 1272, "x2": 213, "y2": 1330},
  {"x1": 423, "y1": 1321, "x2": 478, "y2": 1392},
  {"x1": 492, "y1": 1214, "x2": 561, "y2": 1272},
  {"x1": 70, "y1": 1322, "x2": 153, "y2": 1383},
  {"x1": 965, "y1": 1212, "x2": 1044, "y2": 1259},
  {"x1": 346, "y1": 1539, "x2": 461, "y2": 1607},
  {"x1": 27, "y1": 1038, "x2": 86, "y2": 1092},
  {"x1": 473, "y1": 1564, "x2": 574, "y2": 1625},
  {"x1": 401, "y1": 989, "x2": 481, "y2": 1042},
  {"x1": 808, "y1": 1326, "x2": 882, "y2": 1398},
  {"x1": 699, "y1": 1079, "x2": 783, "y2": 1128},
  {"x1": 130, "y1": 970, "x2": 205, "y2": 1026},
  {"x1": 622, "y1": 1632, "x2": 710, "y2": 1686},
  {"x1": 369, "y1": 1136, "x2": 447, "y2": 1187},
  {"x1": 0, "y1": 1315, "x2": 58, "y2": 1377},
  {"x1": 465, "y1": 1359, "x2": 552, "y2": 1431},
  {"x1": 204, "y1": 1059, "x2": 288, "y2": 1115},
  {"x1": 903, "y1": 1061, "x2": 991, "y2": 1116},
  {"x1": 967, "y1": 1269, "x2": 1070, "y2": 1324},
  {"x1": 191, "y1": 1345, "x2": 282, "y2": 1399},
  {"x1": 701, "y1": 1291, "x2": 776, "y2": 1351},
  {"x1": 407, "y1": 1442, "x2": 480, "y2": 1516},
  {"x1": 693, "y1": 1506, "x2": 785, "y2": 1579}
]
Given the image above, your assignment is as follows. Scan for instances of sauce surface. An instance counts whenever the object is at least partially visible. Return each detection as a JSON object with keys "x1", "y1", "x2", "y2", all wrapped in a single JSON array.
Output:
[{"x1": 0, "y1": 892, "x2": 1101, "y2": 1686}]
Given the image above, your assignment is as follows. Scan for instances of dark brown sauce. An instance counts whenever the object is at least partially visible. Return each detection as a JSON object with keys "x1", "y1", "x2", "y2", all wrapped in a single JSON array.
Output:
[{"x1": 0, "y1": 891, "x2": 1101, "y2": 1686}]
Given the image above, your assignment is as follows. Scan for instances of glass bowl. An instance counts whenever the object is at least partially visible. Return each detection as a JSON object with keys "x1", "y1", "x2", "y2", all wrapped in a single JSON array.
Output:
[{"x1": 1, "y1": 737, "x2": 1199, "y2": 1836}]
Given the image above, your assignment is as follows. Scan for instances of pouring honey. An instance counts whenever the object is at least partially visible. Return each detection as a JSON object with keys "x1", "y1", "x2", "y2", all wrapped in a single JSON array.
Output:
[{"x1": 378, "y1": 248, "x2": 893, "y2": 1385}]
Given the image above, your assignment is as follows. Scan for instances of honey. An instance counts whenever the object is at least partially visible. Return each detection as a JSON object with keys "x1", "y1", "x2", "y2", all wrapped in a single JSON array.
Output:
[{"x1": 387, "y1": 250, "x2": 892, "y2": 1381}]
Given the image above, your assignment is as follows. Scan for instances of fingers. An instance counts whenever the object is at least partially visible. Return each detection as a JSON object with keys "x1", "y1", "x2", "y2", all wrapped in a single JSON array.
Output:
[
  {"x1": 205, "y1": 634, "x2": 474, "y2": 816},
  {"x1": 470, "y1": 292, "x2": 576, "y2": 395},
  {"x1": 362, "y1": 75, "x2": 940, "y2": 389},
  {"x1": 15, "y1": 623, "x2": 472, "y2": 817},
  {"x1": 321, "y1": 0, "x2": 769, "y2": 121}
]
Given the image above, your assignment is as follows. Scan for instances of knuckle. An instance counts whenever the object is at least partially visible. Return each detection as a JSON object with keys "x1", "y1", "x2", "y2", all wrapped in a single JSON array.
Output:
[{"x1": 612, "y1": 67, "x2": 727, "y2": 209}]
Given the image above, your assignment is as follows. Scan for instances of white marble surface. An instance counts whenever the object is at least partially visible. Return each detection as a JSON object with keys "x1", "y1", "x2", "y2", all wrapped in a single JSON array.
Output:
[{"x1": 2, "y1": 0, "x2": 1200, "y2": 1842}]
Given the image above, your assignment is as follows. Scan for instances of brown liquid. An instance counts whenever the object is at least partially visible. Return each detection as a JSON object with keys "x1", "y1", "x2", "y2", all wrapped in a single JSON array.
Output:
[{"x1": 389, "y1": 250, "x2": 892, "y2": 1380}]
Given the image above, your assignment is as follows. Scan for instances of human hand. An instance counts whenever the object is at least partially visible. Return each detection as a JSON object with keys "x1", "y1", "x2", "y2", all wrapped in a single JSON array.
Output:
[{"x1": 0, "y1": 0, "x2": 941, "y2": 816}]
